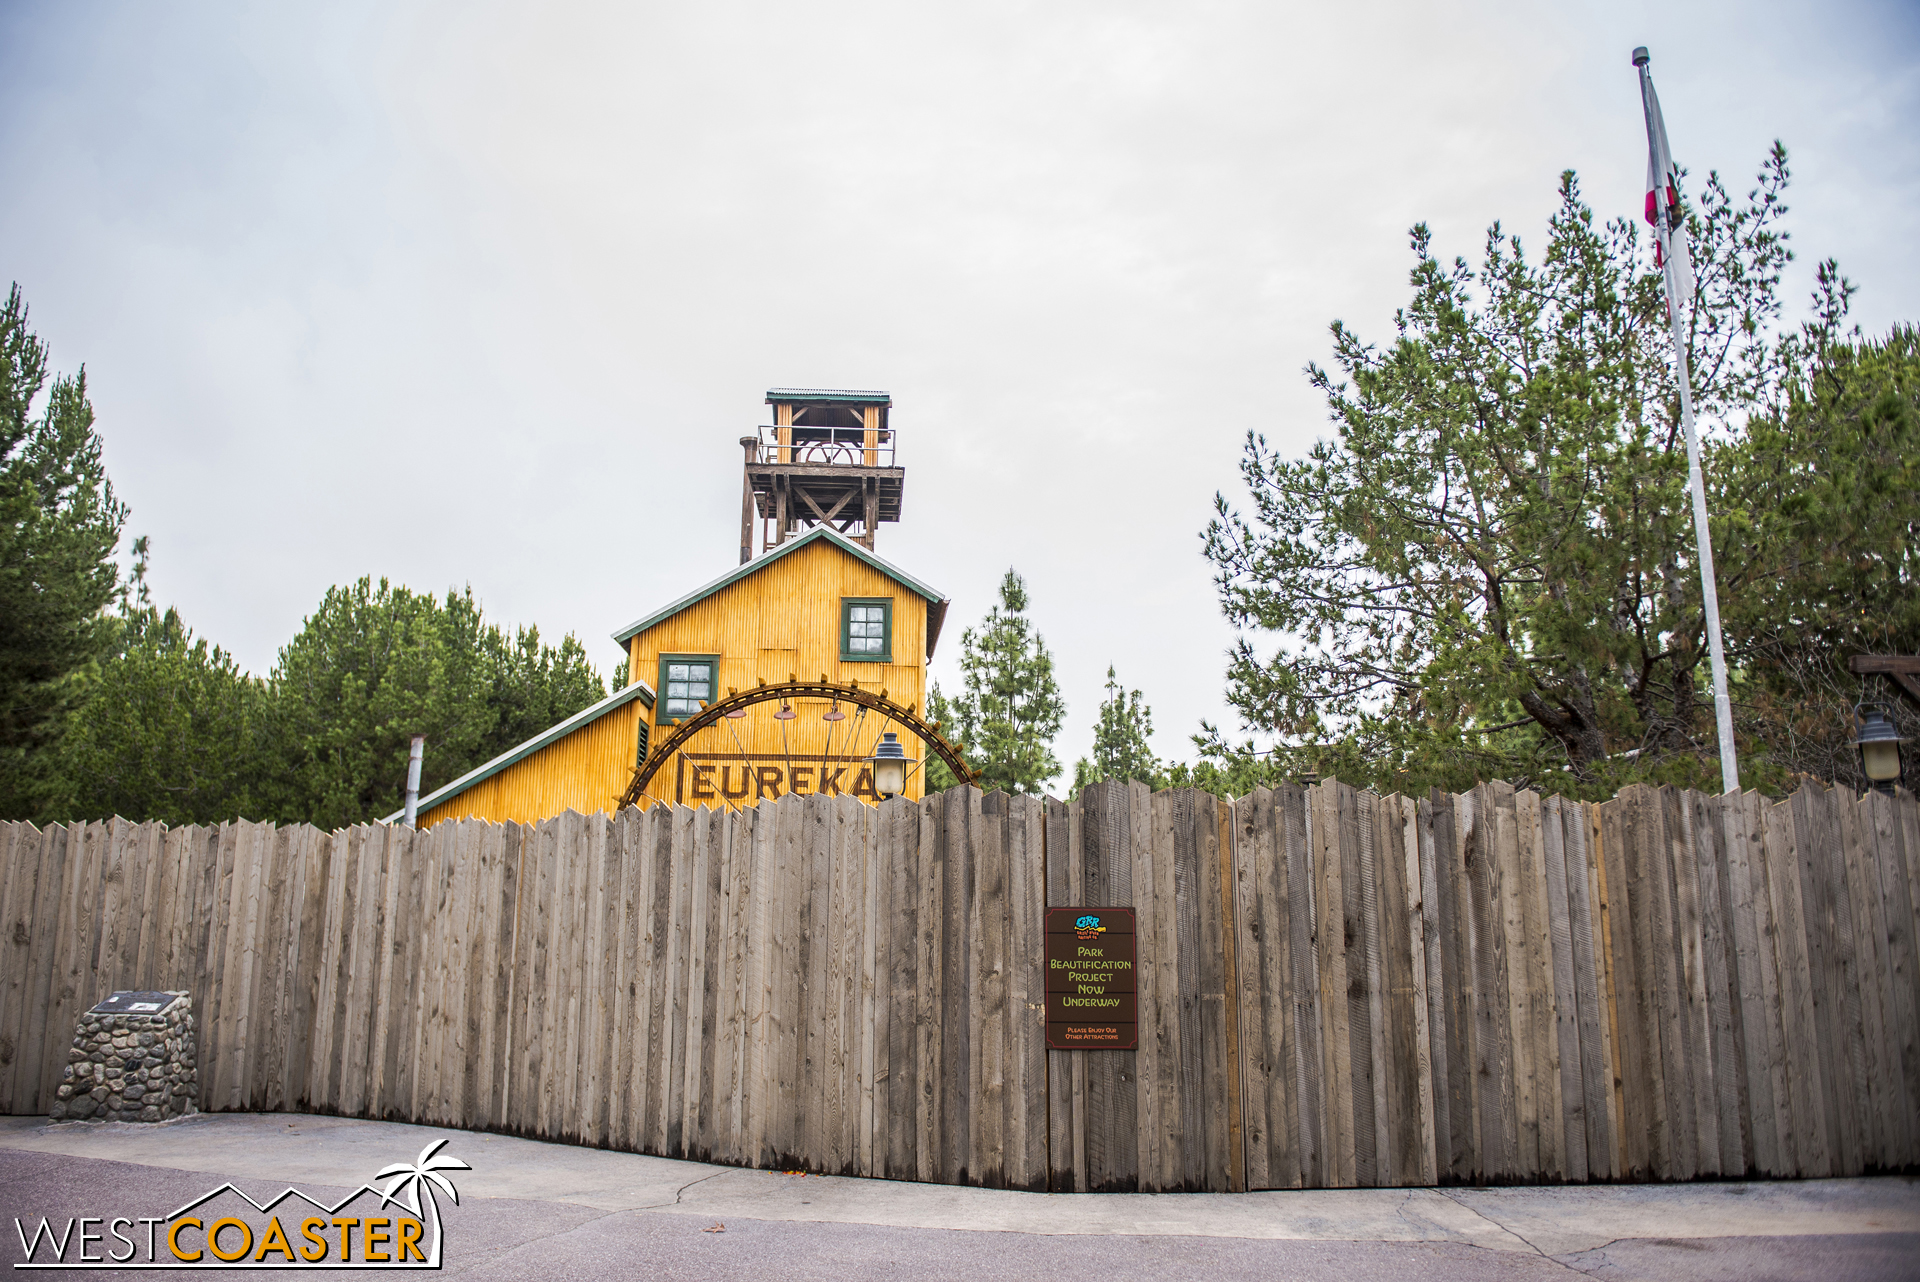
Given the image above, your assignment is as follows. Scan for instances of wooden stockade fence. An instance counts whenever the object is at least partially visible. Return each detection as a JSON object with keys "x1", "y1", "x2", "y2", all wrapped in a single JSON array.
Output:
[{"x1": 1, "y1": 780, "x2": 1916, "y2": 1190}]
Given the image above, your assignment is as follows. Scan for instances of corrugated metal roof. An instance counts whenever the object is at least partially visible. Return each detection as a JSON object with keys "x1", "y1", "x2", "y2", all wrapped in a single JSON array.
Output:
[
  {"x1": 378, "y1": 678, "x2": 656, "y2": 824},
  {"x1": 610, "y1": 524, "x2": 949, "y2": 655},
  {"x1": 764, "y1": 387, "x2": 892, "y2": 405}
]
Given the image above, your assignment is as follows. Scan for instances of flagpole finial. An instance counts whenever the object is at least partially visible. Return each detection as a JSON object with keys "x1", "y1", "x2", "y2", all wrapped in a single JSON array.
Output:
[{"x1": 1632, "y1": 46, "x2": 1650, "y2": 67}]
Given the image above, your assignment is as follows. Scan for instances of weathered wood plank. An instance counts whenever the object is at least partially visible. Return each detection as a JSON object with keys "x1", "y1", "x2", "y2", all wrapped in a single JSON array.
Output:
[
  {"x1": 792, "y1": 796, "x2": 825, "y2": 1169},
  {"x1": 1626, "y1": 788, "x2": 1680, "y2": 1178},
  {"x1": 697, "y1": 801, "x2": 731, "y2": 1161},
  {"x1": 1490, "y1": 783, "x2": 1538, "y2": 1180},
  {"x1": 129, "y1": 821, "x2": 166, "y2": 992},
  {"x1": 1168, "y1": 787, "x2": 1202, "y2": 1191},
  {"x1": 1044, "y1": 796, "x2": 1077, "y2": 1192},
  {"x1": 1232, "y1": 789, "x2": 1280, "y2": 1189},
  {"x1": 1539, "y1": 797, "x2": 1585, "y2": 1181},
  {"x1": 1728, "y1": 794, "x2": 1781, "y2": 1174},
  {"x1": 1867, "y1": 791, "x2": 1920, "y2": 1169},
  {"x1": 885, "y1": 796, "x2": 919, "y2": 1180},
  {"x1": 1312, "y1": 781, "x2": 1355, "y2": 1186},
  {"x1": 914, "y1": 793, "x2": 943, "y2": 1182},
  {"x1": 1764, "y1": 792, "x2": 1829, "y2": 1175},
  {"x1": 744, "y1": 800, "x2": 778, "y2": 1168},
  {"x1": 1521, "y1": 789, "x2": 1564, "y2": 1181},
  {"x1": 24, "y1": 825, "x2": 74, "y2": 1115},
  {"x1": 1351, "y1": 788, "x2": 1388, "y2": 1187},
  {"x1": 456, "y1": 822, "x2": 498, "y2": 1129},
  {"x1": 1008, "y1": 793, "x2": 1048, "y2": 1190},
  {"x1": 1467, "y1": 785, "x2": 1516, "y2": 1179},
  {"x1": 518, "y1": 817, "x2": 559, "y2": 1136},
  {"x1": 1664, "y1": 788, "x2": 1718, "y2": 1175},
  {"x1": 974, "y1": 790, "x2": 1010, "y2": 1187},
  {"x1": 0, "y1": 824, "x2": 45, "y2": 1112},
  {"x1": 285, "y1": 825, "x2": 330, "y2": 1113},
  {"x1": 251, "y1": 822, "x2": 294, "y2": 1113},
  {"x1": 315, "y1": 827, "x2": 360, "y2": 1115},
  {"x1": 1086, "y1": 781, "x2": 1138, "y2": 1191},
  {"x1": 1199, "y1": 791, "x2": 1241, "y2": 1192},
  {"x1": 1690, "y1": 792, "x2": 1746, "y2": 1175},
  {"x1": 1416, "y1": 795, "x2": 1455, "y2": 1184},
  {"x1": 714, "y1": 804, "x2": 753, "y2": 1164},
  {"x1": 1823, "y1": 786, "x2": 1873, "y2": 1174},
  {"x1": 1134, "y1": 787, "x2": 1174, "y2": 1190},
  {"x1": 1377, "y1": 792, "x2": 1428, "y2": 1186},
  {"x1": 1791, "y1": 785, "x2": 1855, "y2": 1173},
  {"x1": 585, "y1": 813, "x2": 623, "y2": 1145},
  {"x1": 1430, "y1": 791, "x2": 1474, "y2": 1180},
  {"x1": 857, "y1": 798, "x2": 883, "y2": 1178},
  {"x1": 1560, "y1": 800, "x2": 1612, "y2": 1179},
  {"x1": 1838, "y1": 791, "x2": 1899, "y2": 1169}
]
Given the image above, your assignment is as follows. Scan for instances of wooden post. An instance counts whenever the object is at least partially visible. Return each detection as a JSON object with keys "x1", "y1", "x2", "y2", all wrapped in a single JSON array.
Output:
[{"x1": 739, "y1": 436, "x2": 758, "y2": 564}]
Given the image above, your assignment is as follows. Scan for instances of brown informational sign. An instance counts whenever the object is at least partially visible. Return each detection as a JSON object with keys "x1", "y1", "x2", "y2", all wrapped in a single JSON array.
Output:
[{"x1": 1045, "y1": 907, "x2": 1137, "y2": 1050}]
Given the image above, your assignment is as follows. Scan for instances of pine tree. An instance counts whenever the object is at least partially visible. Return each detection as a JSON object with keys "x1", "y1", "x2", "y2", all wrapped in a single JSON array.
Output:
[
  {"x1": 0, "y1": 284, "x2": 127, "y2": 818},
  {"x1": 1202, "y1": 149, "x2": 1912, "y2": 797},
  {"x1": 49, "y1": 541, "x2": 266, "y2": 824},
  {"x1": 260, "y1": 578, "x2": 608, "y2": 829},
  {"x1": 925, "y1": 569, "x2": 1065, "y2": 795},
  {"x1": 1072, "y1": 665, "x2": 1162, "y2": 792}
]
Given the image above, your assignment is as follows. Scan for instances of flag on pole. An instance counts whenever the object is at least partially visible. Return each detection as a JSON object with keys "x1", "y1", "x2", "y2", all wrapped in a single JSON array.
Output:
[
  {"x1": 1636, "y1": 49, "x2": 1695, "y2": 309},
  {"x1": 1633, "y1": 45, "x2": 1740, "y2": 796}
]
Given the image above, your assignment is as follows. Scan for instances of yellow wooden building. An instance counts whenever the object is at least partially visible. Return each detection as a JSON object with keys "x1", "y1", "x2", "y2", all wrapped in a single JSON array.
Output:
[{"x1": 395, "y1": 389, "x2": 958, "y2": 827}]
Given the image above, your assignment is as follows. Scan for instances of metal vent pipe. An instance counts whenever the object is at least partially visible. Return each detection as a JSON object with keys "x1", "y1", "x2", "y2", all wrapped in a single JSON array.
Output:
[{"x1": 402, "y1": 734, "x2": 426, "y2": 827}]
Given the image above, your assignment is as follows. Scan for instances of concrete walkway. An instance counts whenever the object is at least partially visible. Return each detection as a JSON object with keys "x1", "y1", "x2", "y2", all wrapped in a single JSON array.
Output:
[{"x1": 3, "y1": 1113, "x2": 1917, "y2": 1279}]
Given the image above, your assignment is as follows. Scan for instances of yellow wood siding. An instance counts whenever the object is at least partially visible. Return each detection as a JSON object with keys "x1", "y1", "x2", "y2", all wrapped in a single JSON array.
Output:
[
  {"x1": 417, "y1": 698, "x2": 646, "y2": 828},
  {"x1": 628, "y1": 539, "x2": 932, "y2": 809}
]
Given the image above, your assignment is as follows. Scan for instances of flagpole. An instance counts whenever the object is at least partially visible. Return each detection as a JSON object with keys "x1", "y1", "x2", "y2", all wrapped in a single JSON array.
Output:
[{"x1": 1635, "y1": 46, "x2": 1740, "y2": 796}]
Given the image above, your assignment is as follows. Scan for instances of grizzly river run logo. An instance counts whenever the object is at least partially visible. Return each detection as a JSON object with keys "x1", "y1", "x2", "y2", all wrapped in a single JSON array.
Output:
[{"x1": 12, "y1": 1139, "x2": 470, "y2": 1270}]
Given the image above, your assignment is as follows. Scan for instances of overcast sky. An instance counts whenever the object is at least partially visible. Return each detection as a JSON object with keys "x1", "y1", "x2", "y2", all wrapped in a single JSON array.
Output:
[{"x1": 3, "y1": 0, "x2": 1916, "y2": 779}]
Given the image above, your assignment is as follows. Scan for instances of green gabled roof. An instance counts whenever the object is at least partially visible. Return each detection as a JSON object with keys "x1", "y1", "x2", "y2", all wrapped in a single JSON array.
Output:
[
  {"x1": 765, "y1": 387, "x2": 891, "y2": 406},
  {"x1": 379, "y1": 678, "x2": 655, "y2": 824},
  {"x1": 610, "y1": 525, "x2": 950, "y2": 658}
]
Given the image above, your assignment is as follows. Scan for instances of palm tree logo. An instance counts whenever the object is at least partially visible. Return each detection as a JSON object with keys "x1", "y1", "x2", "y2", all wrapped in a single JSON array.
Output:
[{"x1": 375, "y1": 1138, "x2": 471, "y2": 1266}]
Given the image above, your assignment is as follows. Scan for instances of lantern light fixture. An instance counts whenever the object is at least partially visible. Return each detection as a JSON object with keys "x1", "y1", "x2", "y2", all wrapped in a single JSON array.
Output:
[
  {"x1": 1852, "y1": 703, "x2": 1907, "y2": 797},
  {"x1": 866, "y1": 731, "x2": 916, "y2": 799}
]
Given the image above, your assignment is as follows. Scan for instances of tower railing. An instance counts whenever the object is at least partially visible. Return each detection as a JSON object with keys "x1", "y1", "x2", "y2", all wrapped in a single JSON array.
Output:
[{"x1": 750, "y1": 425, "x2": 896, "y2": 469}]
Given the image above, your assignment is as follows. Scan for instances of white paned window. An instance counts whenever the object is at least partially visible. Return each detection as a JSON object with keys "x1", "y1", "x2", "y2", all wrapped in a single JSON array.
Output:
[{"x1": 663, "y1": 659, "x2": 714, "y2": 718}]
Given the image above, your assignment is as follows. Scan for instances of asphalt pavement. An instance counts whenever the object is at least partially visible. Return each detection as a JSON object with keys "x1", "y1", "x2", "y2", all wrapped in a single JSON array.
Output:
[{"x1": 2, "y1": 1112, "x2": 1916, "y2": 1279}]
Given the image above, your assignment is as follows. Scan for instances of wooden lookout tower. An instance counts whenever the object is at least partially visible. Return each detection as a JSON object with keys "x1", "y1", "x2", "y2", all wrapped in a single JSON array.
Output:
[{"x1": 740, "y1": 388, "x2": 904, "y2": 562}]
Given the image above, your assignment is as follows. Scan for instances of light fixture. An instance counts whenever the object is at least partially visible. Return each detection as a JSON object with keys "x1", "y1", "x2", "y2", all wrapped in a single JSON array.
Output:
[
  {"x1": 1853, "y1": 704, "x2": 1907, "y2": 797},
  {"x1": 866, "y1": 732, "x2": 916, "y2": 799},
  {"x1": 822, "y1": 703, "x2": 845, "y2": 723},
  {"x1": 774, "y1": 703, "x2": 796, "y2": 721},
  {"x1": 725, "y1": 706, "x2": 747, "y2": 719}
]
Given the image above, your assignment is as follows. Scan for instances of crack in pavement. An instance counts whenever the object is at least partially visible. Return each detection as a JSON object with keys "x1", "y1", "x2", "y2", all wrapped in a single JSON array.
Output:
[
  {"x1": 670, "y1": 1169, "x2": 730, "y2": 1207},
  {"x1": 1434, "y1": 1190, "x2": 1593, "y2": 1276}
]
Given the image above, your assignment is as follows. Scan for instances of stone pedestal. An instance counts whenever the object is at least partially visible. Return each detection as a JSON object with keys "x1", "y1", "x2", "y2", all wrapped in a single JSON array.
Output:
[{"x1": 49, "y1": 991, "x2": 197, "y2": 1123}]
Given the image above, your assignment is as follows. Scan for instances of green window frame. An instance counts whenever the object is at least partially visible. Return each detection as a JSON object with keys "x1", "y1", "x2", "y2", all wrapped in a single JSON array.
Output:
[
  {"x1": 657, "y1": 653, "x2": 720, "y2": 724},
  {"x1": 840, "y1": 597, "x2": 893, "y2": 662}
]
